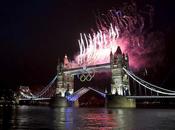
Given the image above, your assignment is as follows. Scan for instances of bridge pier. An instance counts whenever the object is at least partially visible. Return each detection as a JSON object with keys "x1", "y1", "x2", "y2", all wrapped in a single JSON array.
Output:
[
  {"x1": 106, "y1": 95, "x2": 136, "y2": 108},
  {"x1": 50, "y1": 96, "x2": 69, "y2": 107},
  {"x1": 69, "y1": 100, "x2": 79, "y2": 107},
  {"x1": 50, "y1": 93, "x2": 136, "y2": 108},
  {"x1": 64, "y1": 95, "x2": 136, "y2": 108}
]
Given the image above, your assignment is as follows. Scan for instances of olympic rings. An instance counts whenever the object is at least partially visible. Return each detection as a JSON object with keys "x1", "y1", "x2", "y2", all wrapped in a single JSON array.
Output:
[{"x1": 77, "y1": 71, "x2": 95, "y2": 82}]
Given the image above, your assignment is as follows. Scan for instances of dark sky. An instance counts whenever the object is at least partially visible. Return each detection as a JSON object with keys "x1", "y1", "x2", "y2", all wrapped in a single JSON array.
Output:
[{"x1": 0, "y1": 0, "x2": 175, "y2": 90}]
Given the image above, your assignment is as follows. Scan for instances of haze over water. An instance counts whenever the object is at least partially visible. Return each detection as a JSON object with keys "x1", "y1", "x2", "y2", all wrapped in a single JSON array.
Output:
[{"x1": 1, "y1": 106, "x2": 175, "y2": 130}]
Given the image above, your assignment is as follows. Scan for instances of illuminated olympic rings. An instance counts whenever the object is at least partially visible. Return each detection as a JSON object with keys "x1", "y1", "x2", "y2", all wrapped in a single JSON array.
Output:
[{"x1": 78, "y1": 71, "x2": 95, "y2": 82}]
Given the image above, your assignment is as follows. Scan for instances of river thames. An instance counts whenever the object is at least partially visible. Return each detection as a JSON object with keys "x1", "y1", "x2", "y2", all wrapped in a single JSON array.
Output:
[{"x1": 1, "y1": 106, "x2": 175, "y2": 130}]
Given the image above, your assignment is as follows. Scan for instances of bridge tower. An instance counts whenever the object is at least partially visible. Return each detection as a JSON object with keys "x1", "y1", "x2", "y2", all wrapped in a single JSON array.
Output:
[
  {"x1": 110, "y1": 46, "x2": 130, "y2": 96},
  {"x1": 56, "y1": 55, "x2": 74, "y2": 97},
  {"x1": 56, "y1": 58, "x2": 65, "y2": 97}
]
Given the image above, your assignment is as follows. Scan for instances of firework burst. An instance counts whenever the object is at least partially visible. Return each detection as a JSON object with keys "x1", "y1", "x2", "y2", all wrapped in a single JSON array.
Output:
[{"x1": 67, "y1": 2, "x2": 164, "y2": 70}]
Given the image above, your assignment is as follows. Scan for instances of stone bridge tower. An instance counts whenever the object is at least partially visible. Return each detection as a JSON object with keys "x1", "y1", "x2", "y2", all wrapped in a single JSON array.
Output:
[
  {"x1": 56, "y1": 55, "x2": 74, "y2": 97},
  {"x1": 110, "y1": 46, "x2": 130, "y2": 96}
]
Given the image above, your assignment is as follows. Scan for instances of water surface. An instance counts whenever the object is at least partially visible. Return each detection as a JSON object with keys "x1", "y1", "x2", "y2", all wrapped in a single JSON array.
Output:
[{"x1": 1, "y1": 106, "x2": 175, "y2": 130}]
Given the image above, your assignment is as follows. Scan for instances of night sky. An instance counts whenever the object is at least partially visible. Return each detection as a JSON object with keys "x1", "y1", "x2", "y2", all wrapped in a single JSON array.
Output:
[{"x1": 0, "y1": 0, "x2": 175, "y2": 90}]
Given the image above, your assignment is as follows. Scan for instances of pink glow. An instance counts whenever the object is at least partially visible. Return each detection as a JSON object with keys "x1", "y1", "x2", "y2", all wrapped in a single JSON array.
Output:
[{"x1": 67, "y1": 3, "x2": 163, "y2": 70}]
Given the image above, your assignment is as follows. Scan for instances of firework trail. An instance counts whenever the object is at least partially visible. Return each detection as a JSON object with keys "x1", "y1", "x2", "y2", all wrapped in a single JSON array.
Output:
[{"x1": 68, "y1": 2, "x2": 164, "y2": 70}]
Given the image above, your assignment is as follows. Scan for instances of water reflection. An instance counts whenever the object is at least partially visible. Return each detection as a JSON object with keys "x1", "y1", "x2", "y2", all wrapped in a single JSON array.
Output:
[
  {"x1": 53, "y1": 107, "x2": 73, "y2": 130},
  {"x1": 1, "y1": 106, "x2": 175, "y2": 129},
  {"x1": 53, "y1": 108, "x2": 116, "y2": 130},
  {"x1": 1, "y1": 107, "x2": 12, "y2": 129}
]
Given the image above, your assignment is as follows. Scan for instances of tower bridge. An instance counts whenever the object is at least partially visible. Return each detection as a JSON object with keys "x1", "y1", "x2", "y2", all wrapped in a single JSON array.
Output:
[
  {"x1": 56, "y1": 46, "x2": 130, "y2": 98},
  {"x1": 18, "y1": 46, "x2": 175, "y2": 108}
]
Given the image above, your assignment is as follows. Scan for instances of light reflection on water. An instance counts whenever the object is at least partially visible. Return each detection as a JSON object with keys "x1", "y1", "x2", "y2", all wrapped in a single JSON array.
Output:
[{"x1": 1, "y1": 106, "x2": 175, "y2": 130}]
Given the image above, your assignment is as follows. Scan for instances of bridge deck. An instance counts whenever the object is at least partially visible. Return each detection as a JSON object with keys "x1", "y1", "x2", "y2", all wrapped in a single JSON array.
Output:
[
  {"x1": 127, "y1": 96, "x2": 175, "y2": 99},
  {"x1": 19, "y1": 98, "x2": 51, "y2": 101}
]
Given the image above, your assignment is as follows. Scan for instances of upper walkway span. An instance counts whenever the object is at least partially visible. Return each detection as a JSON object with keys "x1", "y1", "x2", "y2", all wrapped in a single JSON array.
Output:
[{"x1": 63, "y1": 63, "x2": 110, "y2": 75}]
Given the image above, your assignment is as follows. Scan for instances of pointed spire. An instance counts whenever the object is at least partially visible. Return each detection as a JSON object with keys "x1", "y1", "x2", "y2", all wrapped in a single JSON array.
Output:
[
  {"x1": 110, "y1": 49, "x2": 113, "y2": 56},
  {"x1": 125, "y1": 53, "x2": 129, "y2": 61},
  {"x1": 122, "y1": 53, "x2": 125, "y2": 58},
  {"x1": 64, "y1": 54, "x2": 69, "y2": 68},
  {"x1": 57, "y1": 57, "x2": 63, "y2": 73},
  {"x1": 114, "y1": 46, "x2": 122, "y2": 61},
  {"x1": 124, "y1": 53, "x2": 129, "y2": 68},
  {"x1": 64, "y1": 54, "x2": 67, "y2": 59},
  {"x1": 115, "y1": 46, "x2": 122, "y2": 56},
  {"x1": 110, "y1": 49, "x2": 114, "y2": 65}
]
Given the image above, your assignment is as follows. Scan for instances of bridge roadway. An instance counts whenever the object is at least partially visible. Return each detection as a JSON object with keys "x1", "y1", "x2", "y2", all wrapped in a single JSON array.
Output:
[
  {"x1": 19, "y1": 96, "x2": 175, "y2": 101},
  {"x1": 19, "y1": 98, "x2": 51, "y2": 101},
  {"x1": 126, "y1": 96, "x2": 175, "y2": 99}
]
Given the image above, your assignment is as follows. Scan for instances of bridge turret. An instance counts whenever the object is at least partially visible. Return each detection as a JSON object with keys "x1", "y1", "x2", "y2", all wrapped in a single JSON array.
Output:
[
  {"x1": 124, "y1": 53, "x2": 129, "y2": 69},
  {"x1": 115, "y1": 46, "x2": 122, "y2": 55},
  {"x1": 64, "y1": 54, "x2": 69, "y2": 69},
  {"x1": 114, "y1": 46, "x2": 123, "y2": 67},
  {"x1": 110, "y1": 50, "x2": 114, "y2": 68},
  {"x1": 57, "y1": 58, "x2": 63, "y2": 73}
]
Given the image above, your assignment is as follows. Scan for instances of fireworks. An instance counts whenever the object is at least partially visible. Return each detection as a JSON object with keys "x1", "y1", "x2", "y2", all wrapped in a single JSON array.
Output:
[
  {"x1": 66, "y1": 2, "x2": 164, "y2": 70},
  {"x1": 76, "y1": 24, "x2": 119, "y2": 66}
]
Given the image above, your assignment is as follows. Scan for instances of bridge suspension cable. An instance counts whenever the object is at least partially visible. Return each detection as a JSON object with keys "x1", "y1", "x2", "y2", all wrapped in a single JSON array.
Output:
[
  {"x1": 19, "y1": 75, "x2": 57, "y2": 100},
  {"x1": 123, "y1": 68, "x2": 175, "y2": 96},
  {"x1": 126, "y1": 69, "x2": 175, "y2": 93},
  {"x1": 35, "y1": 75, "x2": 57, "y2": 98}
]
